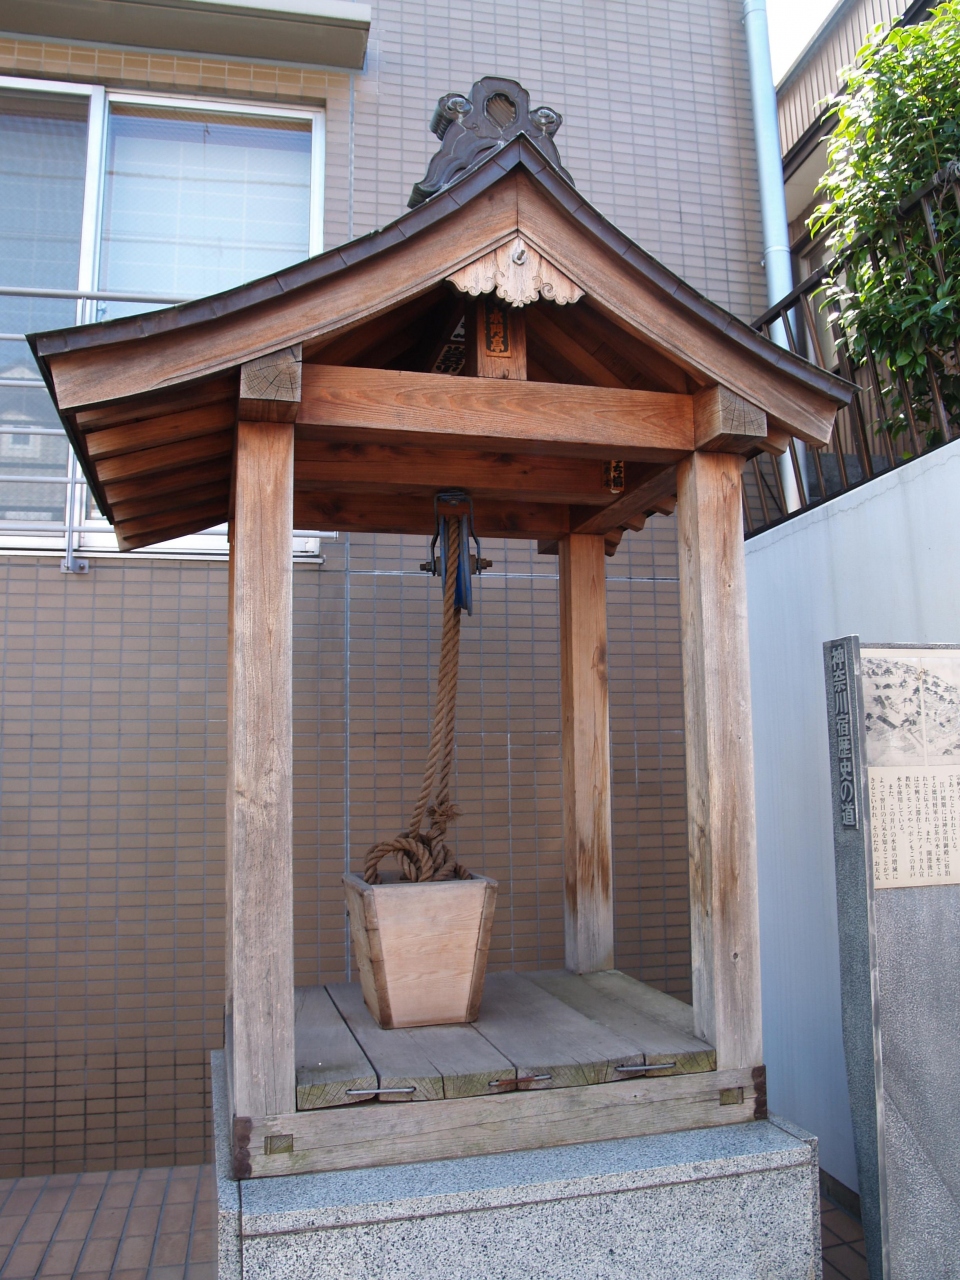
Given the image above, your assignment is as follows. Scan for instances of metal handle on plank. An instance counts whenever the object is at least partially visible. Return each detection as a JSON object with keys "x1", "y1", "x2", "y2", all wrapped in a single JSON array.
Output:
[
  {"x1": 487, "y1": 1073, "x2": 552, "y2": 1087},
  {"x1": 614, "y1": 1062, "x2": 676, "y2": 1073},
  {"x1": 346, "y1": 1086, "x2": 417, "y2": 1095}
]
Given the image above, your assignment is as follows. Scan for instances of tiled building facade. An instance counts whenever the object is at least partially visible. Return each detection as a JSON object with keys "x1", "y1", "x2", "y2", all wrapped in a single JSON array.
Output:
[{"x1": 0, "y1": 0, "x2": 768, "y2": 1176}]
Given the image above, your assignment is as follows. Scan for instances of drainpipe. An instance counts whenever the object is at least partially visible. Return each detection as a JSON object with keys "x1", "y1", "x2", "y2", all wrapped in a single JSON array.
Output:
[{"x1": 743, "y1": 0, "x2": 804, "y2": 511}]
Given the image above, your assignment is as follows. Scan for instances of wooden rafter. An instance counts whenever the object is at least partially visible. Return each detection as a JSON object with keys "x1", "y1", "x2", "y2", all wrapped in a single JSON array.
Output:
[
  {"x1": 102, "y1": 456, "x2": 232, "y2": 507},
  {"x1": 546, "y1": 301, "x2": 693, "y2": 395},
  {"x1": 84, "y1": 402, "x2": 236, "y2": 461}
]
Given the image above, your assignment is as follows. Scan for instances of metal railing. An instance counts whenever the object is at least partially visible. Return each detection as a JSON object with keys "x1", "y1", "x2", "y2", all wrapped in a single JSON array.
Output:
[{"x1": 743, "y1": 166, "x2": 960, "y2": 536}]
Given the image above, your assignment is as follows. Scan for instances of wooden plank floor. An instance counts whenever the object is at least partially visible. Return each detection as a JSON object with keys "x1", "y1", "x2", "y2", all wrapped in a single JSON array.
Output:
[{"x1": 294, "y1": 969, "x2": 716, "y2": 1111}]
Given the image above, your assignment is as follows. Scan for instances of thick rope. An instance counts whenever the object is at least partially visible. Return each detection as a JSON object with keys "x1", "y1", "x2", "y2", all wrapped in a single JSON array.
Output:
[{"x1": 364, "y1": 517, "x2": 470, "y2": 883}]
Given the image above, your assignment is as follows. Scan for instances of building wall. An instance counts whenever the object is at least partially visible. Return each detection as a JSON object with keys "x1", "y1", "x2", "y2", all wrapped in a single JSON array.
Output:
[
  {"x1": 0, "y1": 0, "x2": 768, "y2": 319},
  {"x1": 777, "y1": 0, "x2": 911, "y2": 161},
  {"x1": 0, "y1": 0, "x2": 766, "y2": 1175},
  {"x1": 745, "y1": 437, "x2": 960, "y2": 1190}
]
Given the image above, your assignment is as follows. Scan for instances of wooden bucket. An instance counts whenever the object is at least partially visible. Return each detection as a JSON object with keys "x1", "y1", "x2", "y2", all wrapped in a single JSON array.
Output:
[{"x1": 342, "y1": 872, "x2": 497, "y2": 1028}]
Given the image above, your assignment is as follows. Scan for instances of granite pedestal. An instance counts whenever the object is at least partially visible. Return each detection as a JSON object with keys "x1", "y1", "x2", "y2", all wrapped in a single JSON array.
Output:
[{"x1": 213, "y1": 1052, "x2": 821, "y2": 1279}]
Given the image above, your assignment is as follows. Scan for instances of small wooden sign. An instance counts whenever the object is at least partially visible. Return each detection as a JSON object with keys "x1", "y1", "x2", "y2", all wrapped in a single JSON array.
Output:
[{"x1": 483, "y1": 296, "x2": 511, "y2": 357}]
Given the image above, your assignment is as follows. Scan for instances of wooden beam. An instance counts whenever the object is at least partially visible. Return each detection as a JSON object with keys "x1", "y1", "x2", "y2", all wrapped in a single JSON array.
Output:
[
  {"x1": 228, "y1": 420, "x2": 296, "y2": 1119},
  {"x1": 294, "y1": 491, "x2": 570, "y2": 539},
  {"x1": 524, "y1": 332, "x2": 593, "y2": 387},
  {"x1": 294, "y1": 440, "x2": 612, "y2": 505},
  {"x1": 676, "y1": 452, "x2": 762, "y2": 1071},
  {"x1": 756, "y1": 425, "x2": 791, "y2": 456},
  {"x1": 559, "y1": 534, "x2": 614, "y2": 973},
  {"x1": 294, "y1": 420, "x2": 673, "y2": 464},
  {"x1": 298, "y1": 366, "x2": 694, "y2": 457},
  {"x1": 84, "y1": 402, "x2": 235, "y2": 461},
  {"x1": 693, "y1": 385, "x2": 766, "y2": 453},
  {"x1": 239, "y1": 345, "x2": 302, "y2": 422},
  {"x1": 568, "y1": 465, "x2": 678, "y2": 536},
  {"x1": 245, "y1": 1066, "x2": 760, "y2": 1177}
]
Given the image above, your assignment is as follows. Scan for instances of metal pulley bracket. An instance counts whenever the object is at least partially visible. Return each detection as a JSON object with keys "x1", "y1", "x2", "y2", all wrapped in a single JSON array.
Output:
[{"x1": 418, "y1": 490, "x2": 492, "y2": 615}]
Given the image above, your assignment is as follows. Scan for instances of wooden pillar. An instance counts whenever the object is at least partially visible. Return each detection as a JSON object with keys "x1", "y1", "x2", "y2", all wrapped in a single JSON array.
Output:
[
  {"x1": 228, "y1": 348, "x2": 299, "y2": 1120},
  {"x1": 676, "y1": 450, "x2": 762, "y2": 1070},
  {"x1": 559, "y1": 532, "x2": 614, "y2": 973}
]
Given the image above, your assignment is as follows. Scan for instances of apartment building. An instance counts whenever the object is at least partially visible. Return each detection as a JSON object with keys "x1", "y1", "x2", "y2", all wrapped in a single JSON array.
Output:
[
  {"x1": 778, "y1": 0, "x2": 932, "y2": 278},
  {"x1": 0, "y1": 0, "x2": 769, "y2": 1176}
]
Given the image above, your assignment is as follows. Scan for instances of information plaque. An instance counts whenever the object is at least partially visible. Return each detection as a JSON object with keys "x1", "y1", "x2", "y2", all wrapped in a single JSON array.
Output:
[{"x1": 825, "y1": 639, "x2": 960, "y2": 1280}]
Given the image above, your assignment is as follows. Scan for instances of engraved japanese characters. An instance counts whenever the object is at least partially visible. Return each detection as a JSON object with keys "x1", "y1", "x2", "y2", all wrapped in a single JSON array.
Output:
[{"x1": 861, "y1": 647, "x2": 960, "y2": 888}]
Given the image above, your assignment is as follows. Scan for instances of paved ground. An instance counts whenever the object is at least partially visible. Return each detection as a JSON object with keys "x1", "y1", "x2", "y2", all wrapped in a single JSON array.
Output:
[
  {"x1": 0, "y1": 1164, "x2": 866, "y2": 1279},
  {"x1": 821, "y1": 1195, "x2": 869, "y2": 1280},
  {"x1": 0, "y1": 1167, "x2": 215, "y2": 1280}
]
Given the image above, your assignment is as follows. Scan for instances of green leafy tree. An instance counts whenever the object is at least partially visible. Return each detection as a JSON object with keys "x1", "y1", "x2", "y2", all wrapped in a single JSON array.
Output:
[{"x1": 810, "y1": 1, "x2": 960, "y2": 440}]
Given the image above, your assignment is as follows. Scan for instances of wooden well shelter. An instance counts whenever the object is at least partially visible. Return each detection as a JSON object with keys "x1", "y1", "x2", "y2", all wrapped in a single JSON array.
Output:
[{"x1": 30, "y1": 78, "x2": 853, "y2": 1180}]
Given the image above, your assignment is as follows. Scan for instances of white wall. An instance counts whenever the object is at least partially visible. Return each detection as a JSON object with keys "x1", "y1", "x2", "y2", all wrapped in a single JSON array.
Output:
[{"x1": 744, "y1": 438, "x2": 960, "y2": 1189}]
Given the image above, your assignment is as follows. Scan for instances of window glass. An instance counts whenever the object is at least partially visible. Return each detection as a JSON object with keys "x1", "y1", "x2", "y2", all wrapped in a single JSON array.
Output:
[
  {"x1": 0, "y1": 389, "x2": 71, "y2": 525},
  {"x1": 97, "y1": 106, "x2": 312, "y2": 320},
  {"x1": 0, "y1": 90, "x2": 88, "y2": 530},
  {"x1": 0, "y1": 90, "x2": 88, "y2": 370}
]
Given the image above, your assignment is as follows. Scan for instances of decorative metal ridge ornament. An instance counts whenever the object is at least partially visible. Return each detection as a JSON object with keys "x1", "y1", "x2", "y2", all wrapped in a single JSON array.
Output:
[
  {"x1": 447, "y1": 235, "x2": 583, "y2": 308},
  {"x1": 408, "y1": 75, "x2": 574, "y2": 208}
]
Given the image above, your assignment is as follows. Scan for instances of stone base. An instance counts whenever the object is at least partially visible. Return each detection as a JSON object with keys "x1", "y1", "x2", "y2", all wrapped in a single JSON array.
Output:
[{"x1": 212, "y1": 1052, "x2": 821, "y2": 1280}]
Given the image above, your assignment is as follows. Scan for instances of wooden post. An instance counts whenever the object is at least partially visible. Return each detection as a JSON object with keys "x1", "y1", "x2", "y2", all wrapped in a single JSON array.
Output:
[
  {"x1": 676, "y1": 450, "x2": 762, "y2": 1071},
  {"x1": 559, "y1": 533, "x2": 614, "y2": 973},
  {"x1": 228, "y1": 386, "x2": 296, "y2": 1118}
]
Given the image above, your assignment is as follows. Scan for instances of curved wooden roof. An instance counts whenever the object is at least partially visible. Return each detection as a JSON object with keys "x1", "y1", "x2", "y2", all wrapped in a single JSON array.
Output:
[{"x1": 28, "y1": 135, "x2": 853, "y2": 552}]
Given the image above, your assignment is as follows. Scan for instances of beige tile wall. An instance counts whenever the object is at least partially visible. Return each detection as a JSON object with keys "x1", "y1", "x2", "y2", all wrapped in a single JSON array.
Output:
[{"x1": 0, "y1": 559, "x2": 228, "y2": 1176}]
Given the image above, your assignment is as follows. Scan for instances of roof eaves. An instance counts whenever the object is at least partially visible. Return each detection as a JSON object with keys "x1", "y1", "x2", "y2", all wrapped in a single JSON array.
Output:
[
  {"x1": 508, "y1": 142, "x2": 853, "y2": 405},
  {"x1": 28, "y1": 133, "x2": 853, "y2": 407}
]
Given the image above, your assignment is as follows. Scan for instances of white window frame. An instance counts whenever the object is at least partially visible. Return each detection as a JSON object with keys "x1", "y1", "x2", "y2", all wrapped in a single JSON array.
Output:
[{"x1": 0, "y1": 73, "x2": 327, "y2": 561}]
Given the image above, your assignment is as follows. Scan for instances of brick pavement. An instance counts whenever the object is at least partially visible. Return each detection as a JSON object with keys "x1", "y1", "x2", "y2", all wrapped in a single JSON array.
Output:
[
  {"x1": 0, "y1": 1166, "x2": 214, "y2": 1280},
  {"x1": 0, "y1": 1164, "x2": 866, "y2": 1279},
  {"x1": 821, "y1": 1194, "x2": 869, "y2": 1280}
]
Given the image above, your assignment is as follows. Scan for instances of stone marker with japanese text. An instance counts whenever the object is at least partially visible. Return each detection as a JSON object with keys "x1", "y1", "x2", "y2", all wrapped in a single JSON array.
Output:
[{"x1": 825, "y1": 638, "x2": 960, "y2": 1280}]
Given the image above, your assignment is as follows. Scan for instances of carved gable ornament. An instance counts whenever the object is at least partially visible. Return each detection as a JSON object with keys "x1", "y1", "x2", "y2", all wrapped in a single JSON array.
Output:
[
  {"x1": 448, "y1": 237, "x2": 584, "y2": 308},
  {"x1": 409, "y1": 76, "x2": 574, "y2": 208}
]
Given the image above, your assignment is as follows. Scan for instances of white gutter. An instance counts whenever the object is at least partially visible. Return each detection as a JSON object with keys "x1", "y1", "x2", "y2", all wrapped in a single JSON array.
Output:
[{"x1": 743, "y1": 0, "x2": 804, "y2": 511}]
